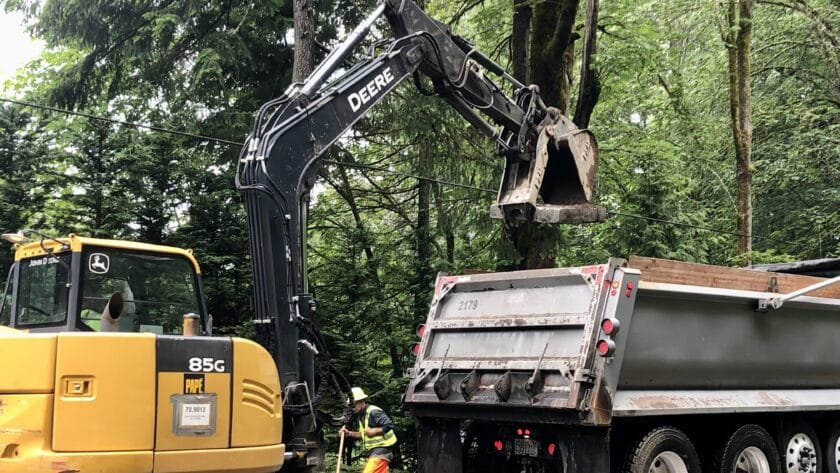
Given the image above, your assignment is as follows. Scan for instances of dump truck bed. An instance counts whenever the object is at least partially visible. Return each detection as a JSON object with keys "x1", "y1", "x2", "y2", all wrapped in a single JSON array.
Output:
[{"x1": 404, "y1": 257, "x2": 840, "y2": 425}]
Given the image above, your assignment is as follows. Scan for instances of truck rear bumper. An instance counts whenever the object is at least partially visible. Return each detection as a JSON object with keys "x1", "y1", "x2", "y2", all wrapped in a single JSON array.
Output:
[{"x1": 0, "y1": 444, "x2": 285, "y2": 473}]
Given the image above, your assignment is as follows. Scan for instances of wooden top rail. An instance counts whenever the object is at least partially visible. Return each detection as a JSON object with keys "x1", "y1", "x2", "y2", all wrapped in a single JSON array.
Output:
[{"x1": 629, "y1": 256, "x2": 840, "y2": 300}]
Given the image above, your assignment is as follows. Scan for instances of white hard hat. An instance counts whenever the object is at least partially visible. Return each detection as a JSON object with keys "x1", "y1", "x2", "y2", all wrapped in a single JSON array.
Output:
[{"x1": 351, "y1": 387, "x2": 368, "y2": 402}]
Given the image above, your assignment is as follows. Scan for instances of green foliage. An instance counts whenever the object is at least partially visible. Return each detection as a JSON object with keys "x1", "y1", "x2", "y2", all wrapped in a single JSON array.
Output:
[
  {"x1": 0, "y1": 104, "x2": 48, "y2": 273},
  {"x1": 0, "y1": 0, "x2": 297, "y2": 330},
  {"x1": 0, "y1": 0, "x2": 838, "y2": 467},
  {"x1": 748, "y1": 0, "x2": 840, "y2": 259}
]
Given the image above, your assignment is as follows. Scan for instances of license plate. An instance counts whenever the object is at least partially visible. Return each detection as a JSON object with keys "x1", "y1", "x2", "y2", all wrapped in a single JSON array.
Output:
[{"x1": 514, "y1": 438, "x2": 538, "y2": 457}]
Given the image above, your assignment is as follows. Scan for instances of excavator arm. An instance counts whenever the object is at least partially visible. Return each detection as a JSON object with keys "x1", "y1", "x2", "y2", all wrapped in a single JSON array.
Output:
[{"x1": 237, "y1": 0, "x2": 604, "y2": 469}]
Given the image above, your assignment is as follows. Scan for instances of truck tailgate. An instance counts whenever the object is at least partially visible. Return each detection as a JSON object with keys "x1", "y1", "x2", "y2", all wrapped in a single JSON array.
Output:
[{"x1": 405, "y1": 259, "x2": 637, "y2": 424}]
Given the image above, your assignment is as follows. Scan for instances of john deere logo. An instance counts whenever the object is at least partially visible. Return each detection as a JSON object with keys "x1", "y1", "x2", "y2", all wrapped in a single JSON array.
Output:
[{"x1": 89, "y1": 253, "x2": 110, "y2": 274}]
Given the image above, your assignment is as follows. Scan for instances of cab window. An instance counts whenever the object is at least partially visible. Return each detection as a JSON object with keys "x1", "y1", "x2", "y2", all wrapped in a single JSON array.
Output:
[
  {"x1": 0, "y1": 266, "x2": 12, "y2": 326},
  {"x1": 16, "y1": 253, "x2": 72, "y2": 327},
  {"x1": 80, "y1": 248, "x2": 201, "y2": 335}
]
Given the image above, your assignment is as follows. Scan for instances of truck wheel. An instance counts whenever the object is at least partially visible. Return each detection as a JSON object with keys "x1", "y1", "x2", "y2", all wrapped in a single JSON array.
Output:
[
  {"x1": 780, "y1": 421, "x2": 820, "y2": 473},
  {"x1": 713, "y1": 424, "x2": 780, "y2": 473},
  {"x1": 622, "y1": 426, "x2": 701, "y2": 473},
  {"x1": 824, "y1": 421, "x2": 840, "y2": 473}
]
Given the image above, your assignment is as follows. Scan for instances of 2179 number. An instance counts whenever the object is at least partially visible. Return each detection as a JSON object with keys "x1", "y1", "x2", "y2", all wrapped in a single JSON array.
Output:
[{"x1": 457, "y1": 299, "x2": 478, "y2": 311}]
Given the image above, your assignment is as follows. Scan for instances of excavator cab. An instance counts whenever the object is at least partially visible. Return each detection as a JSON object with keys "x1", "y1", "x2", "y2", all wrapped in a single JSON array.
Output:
[
  {"x1": 0, "y1": 232, "x2": 209, "y2": 335},
  {"x1": 0, "y1": 232, "x2": 285, "y2": 473}
]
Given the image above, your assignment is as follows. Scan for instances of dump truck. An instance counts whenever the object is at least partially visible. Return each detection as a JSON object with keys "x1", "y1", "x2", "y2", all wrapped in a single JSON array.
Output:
[{"x1": 406, "y1": 256, "x2": 840, "y2": 473}]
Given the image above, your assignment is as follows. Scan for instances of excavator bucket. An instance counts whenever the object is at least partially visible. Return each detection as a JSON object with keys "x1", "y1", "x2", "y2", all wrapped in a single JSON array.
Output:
[{"x1": 491, "y1": 115, "x2": 606, "y2": 225}]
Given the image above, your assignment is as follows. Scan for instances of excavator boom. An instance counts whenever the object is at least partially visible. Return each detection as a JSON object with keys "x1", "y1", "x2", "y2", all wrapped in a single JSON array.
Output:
[{"x1": 237, "y1": 0, "x2": 605, "y2": 469}]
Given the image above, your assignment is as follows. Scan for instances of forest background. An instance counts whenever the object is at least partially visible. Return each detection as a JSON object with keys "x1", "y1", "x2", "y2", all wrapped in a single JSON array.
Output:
[{"x1": 0, "y1": 0, "x2": 838, "y2": 469}]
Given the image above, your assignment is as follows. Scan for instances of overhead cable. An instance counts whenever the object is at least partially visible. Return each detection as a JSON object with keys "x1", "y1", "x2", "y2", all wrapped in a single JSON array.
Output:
[{"x1": 1, "y1": 96, "x2": 823, "y2": 250}]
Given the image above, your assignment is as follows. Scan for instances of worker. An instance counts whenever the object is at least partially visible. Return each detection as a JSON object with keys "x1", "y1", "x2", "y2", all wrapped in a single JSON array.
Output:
[{"x1": 339, "y1": 387, "x2": 398, "y2": 473}]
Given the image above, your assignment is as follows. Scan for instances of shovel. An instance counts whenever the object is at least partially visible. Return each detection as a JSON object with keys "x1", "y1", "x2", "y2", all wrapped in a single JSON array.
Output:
[{"x1": 336, "y1": 430, "x2": 346, "y2": 473}]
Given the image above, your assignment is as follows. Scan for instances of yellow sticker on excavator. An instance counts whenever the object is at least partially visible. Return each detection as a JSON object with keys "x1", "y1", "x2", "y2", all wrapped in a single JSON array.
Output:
[{"x1": 184, "y1": 373, "x2": 205, "y2": 394}]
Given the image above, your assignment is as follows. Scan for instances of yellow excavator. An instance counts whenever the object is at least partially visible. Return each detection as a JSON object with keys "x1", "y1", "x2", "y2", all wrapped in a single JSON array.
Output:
[
  {"x1": 0, "y1": 234, "x2": 284, "y2": 473},
  {"x1": 0, "y1": 0, "x2": 601, "y2": 471}
]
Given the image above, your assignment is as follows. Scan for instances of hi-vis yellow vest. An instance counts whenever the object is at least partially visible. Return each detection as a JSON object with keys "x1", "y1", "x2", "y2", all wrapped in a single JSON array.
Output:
[{"x1": 358, "y1": 405, "x2": 397, "y2": 451}]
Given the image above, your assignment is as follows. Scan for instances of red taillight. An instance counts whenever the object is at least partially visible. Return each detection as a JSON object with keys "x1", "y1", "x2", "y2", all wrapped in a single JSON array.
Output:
[
  {"x1": 516, "y1": 428, "x2": 523, "y2": 436},
  {"x1": 601, "y1": 317, "x2": 620, "y2": 335},
  {"x1": 493, "y1": 440, "x2": 504, "y2": 451},
  {"x1": 524, "y1": 428, "x2": 531, "y2": 436},
  {"x1": 416, "y1": 324, "x2": 426, "y2": 338},
  {"x1": 410, "y1": 343, "x2": 421, "y2": 356},
  {"x1": 547, "y1": 443, "x2": 556, "y2": 456},
  {"x1": 596, "y1": 339, "x2": 615, "y2": 356}
]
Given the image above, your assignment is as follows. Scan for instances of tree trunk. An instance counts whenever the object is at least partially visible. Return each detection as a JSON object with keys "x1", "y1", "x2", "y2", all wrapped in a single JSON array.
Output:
[
  {"x1": 511, "y1": 0, "x2": 583, "y2": 269},
  {"x1": 528, "y1": 0, "x2": 580, "y2": 112},
  {"x1": 512, "y1": 0, "x2": 532, "y2": 83},
  {"x1": 512, "y1": 223, "x2": 563, "y2": 269},
  {"x1": 433, "y1": 182, "x2": 455, "y2": 268},
  {"x1": 414, "y1": 143, "x2": 433, "y2": 322},
  {"x1": 573, "y1": 0, "x2": 600, "y2": 129},
  {"x1": 725, "y1": 0, "x2": 754, "y2": 259},
  {"x1": 292, "y1": 0, "x2": 315, "y2": 82}
]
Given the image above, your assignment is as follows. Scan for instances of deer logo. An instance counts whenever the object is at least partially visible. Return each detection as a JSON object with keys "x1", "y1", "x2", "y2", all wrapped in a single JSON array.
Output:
[{"x1": 89, "y1": 253, "x2": 110, "y2": 274}]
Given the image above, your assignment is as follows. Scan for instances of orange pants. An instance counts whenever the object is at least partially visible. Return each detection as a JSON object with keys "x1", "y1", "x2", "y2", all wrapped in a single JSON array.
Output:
[{"x1": 361, "y1": 456, "x2": 389, "y2": 473}]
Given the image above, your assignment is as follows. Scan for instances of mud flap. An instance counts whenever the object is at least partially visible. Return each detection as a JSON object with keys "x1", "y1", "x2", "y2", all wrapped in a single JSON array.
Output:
[
  {"x1": 560, "y1": 428, "x2": 610, "y2": 473},
  {"x1": 416, "y1": 418, "x2": 462, "y2": 473},
  {"x1": 493, "y1": 115, "x2": 605, "y2": 225}
]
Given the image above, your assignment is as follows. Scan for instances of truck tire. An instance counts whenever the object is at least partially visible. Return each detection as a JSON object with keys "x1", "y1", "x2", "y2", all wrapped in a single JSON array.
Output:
[
  {"x1": 622, "y1": 426, "x2": 701, "y2": 473},
  {"x1": 824, "y1": 421, "x2": 840, "y2": 473},
  {"x1": 712, "y1": 424, "x2": 781, "y2": 473},
  {"x1": 780, "y1": 421, "x2": 821, "y2": 473}
]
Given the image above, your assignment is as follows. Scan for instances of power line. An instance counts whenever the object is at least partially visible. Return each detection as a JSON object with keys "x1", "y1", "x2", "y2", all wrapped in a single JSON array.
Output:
[
  {"x1": 2, "y1": 96, "x2": 497, "y2": 193},
  {"x1": 0, "y1": 97, "x2": 243, "y2": 147},
  {"x1": 1, "y1": 96, "x2": 826, "y2": 250},
  {"x1": 323, "y1": 159, "x2": 497, "y2": 193}
]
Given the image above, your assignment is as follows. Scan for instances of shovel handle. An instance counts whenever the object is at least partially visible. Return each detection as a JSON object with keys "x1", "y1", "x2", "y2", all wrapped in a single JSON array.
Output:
[{"x1": 336, "y1": 430, "x2": 346, "y2": 473}]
